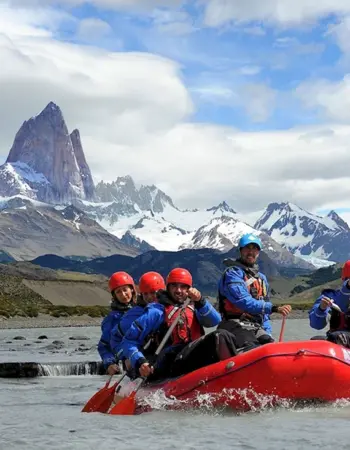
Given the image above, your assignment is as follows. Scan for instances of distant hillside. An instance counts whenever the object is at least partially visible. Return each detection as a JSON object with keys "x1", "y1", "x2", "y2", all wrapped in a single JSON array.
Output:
[
  {"x1": 0, "y1": 256, "x2": 343, "y2": 318},
  {"x1": 287, "y1": 279, "x2": 341, "y2": 304},
  {"x1": 0, "y1": 262, "x2": 110, "y2": 318},
  {"x1": 31, "y1": 247, "x2": 287, "y2": 297}
]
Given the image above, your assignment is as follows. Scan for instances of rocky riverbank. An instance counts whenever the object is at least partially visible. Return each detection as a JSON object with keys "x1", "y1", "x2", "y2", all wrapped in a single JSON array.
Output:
[
  {"x1": 0, "y1": 313, "x2": 103, "y2": 329},
  {"x1": 0, "y1": 310, "x2": 309, "y2": 329}
]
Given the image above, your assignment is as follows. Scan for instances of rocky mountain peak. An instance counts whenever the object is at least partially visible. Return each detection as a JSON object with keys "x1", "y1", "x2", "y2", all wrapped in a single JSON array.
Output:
[
  {"x1": 327, "y1": 210, "x2": 350, "y2": 231},
  {"x1": 95, "y1": 175, "x2": 176, "y2": 213},
  {"x1": 139, "y1": 184, "x2": 176, "y2": 213},
  {"x1": 207, "y1": 201, "x2": 236, "y2": 214},
  {"x1": 70, "y1": 129, "x2": 95, "y2": 200},
  {"x1": 1, "y1": 102, "x2": 95, "y2": 204}
]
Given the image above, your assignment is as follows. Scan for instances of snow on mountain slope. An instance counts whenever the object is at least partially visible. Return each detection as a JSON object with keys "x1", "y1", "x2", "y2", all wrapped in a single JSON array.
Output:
[
  {"x1": 254, "y1": 202, "x2": 350, "y2": 262},
  {"x1": 155, "y1": 201, "x2": 237, "y2": 231},
  {"x1": 0, "y1": 162, "x2": 50, "y2": 200},
  {"x1": 180, "y1": 216, "x2": 253, "y2": 252},
  {"x1": 74, "y1": 199, "x2": 239, "y2": 250},
  {"x1": 180, "y1": 215, "x2": 314, "y2": 269},
  {"x1": 129, "y1": 216, "x2": 194, "y2": 251},
  {"x1": 298, "y1": 255, "x2": 336, "y2": 268}
]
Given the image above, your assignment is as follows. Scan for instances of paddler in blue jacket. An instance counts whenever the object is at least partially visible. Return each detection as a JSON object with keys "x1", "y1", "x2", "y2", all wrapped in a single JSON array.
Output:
[
  {"x1": 309, "y1": 260, "x2": 350, "y2": 347},
  {"x1": 97, "y1": 271, "x2": 136, "y2": 375},
  {"x1": 217, "y1": 233, "x2": 291, "y2": 350},
  {"x1": 110, "y1": 271, "x2": 165, "y2": 361},
  {"x1": 121, "y1": 268, "x2": 227, "y2": 379}
]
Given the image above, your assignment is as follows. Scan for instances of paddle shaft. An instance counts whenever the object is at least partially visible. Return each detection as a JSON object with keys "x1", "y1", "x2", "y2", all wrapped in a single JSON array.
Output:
[
  {"x1": 128, "y1": 298, "x2": 192, "y2": 392},
  {"x1": 278, "y1": 316, "x2": 286, "y2": 342}
]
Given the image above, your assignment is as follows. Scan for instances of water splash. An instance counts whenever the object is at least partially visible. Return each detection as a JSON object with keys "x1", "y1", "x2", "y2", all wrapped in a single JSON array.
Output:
[{"x1": 135, "y1": 386, "x2": 341, "y2": 416}]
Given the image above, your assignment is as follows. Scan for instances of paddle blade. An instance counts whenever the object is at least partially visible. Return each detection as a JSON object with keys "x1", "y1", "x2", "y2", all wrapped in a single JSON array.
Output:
[
  {"x1": 81, "y1": 380, "x2": 118, "y2": 413},
  {"x1": 108, "y1": 391, "x2": 137, "y2": 415}
]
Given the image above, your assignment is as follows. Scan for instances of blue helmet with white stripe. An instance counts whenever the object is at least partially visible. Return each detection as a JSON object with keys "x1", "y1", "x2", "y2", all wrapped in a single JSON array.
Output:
[{"x1": 238, "y1": 233, "x2": 262, "y2": 250}]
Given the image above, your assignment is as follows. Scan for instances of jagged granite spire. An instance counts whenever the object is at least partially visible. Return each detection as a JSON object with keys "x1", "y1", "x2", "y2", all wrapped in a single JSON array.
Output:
[
  {"x1": 70, "y1": 129, "x2": 95, "y2": 200},
  {"x1": 1, "y1": 102, "x2": 95, "y2": 203}
]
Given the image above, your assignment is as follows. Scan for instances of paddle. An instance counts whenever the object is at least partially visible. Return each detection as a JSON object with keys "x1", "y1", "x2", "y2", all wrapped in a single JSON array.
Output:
[
  {"x1": 81, "y1": 372, "x2": 127, "y2": 413},
  {"x1": 109, "y1": 297, "x2": 192, "y2": 415},
  {"x1": 278, "y1": 316, "x2": 286, "y2": 342}
]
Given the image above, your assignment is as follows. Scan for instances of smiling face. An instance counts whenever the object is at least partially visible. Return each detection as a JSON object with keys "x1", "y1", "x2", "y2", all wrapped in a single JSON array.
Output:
[
  {"x1": 240, "y1": 243, "x2": 260, "y2": 265},
  {"x1": 167, "y1": 283, "x2": 189, "y2": 303}
]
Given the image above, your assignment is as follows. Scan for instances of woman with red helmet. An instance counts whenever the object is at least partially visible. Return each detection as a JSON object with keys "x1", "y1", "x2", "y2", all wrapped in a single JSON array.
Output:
[
  {"x1": 97, "y1": 271, "x2": 136, "y2": 375},
  {"x1": 120, "y1": 267, "x2": 229, "y2": 381},
  {"x1": 110, "y1": 271, "x2": 165, "y2": 366}
]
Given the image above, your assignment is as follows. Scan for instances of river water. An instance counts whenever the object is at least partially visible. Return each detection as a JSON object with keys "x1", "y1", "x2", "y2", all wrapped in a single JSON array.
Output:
[{"x1": 1, "y1": 319, "x2": 349, "y2": 450}]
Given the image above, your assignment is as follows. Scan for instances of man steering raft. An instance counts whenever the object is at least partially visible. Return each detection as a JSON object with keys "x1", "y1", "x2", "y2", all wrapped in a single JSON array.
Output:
[{"x1": 217, "y1": 233, "x2": 291, "y2": 351}]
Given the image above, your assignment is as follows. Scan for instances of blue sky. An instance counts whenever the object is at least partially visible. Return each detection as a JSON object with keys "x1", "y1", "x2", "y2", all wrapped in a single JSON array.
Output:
[{"x1": 51, "y1": 1, "x2": 348, "y2": 131}]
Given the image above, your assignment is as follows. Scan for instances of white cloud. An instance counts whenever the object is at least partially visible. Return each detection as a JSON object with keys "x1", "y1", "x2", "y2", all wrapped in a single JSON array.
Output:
[
  {"x1": 191, "y1": 82, "x2": 276, "y2": 122},
  {"x1": 151, "y1": 9, "x2": 196, "y2": 35},
  {"x1": 201, "y1": 0, "x2": 350, "y2": 27},
  {"x1": 239, "y1": 65, "x2": 261, "y2": 76},
  {"x1": 296, "y1": 76, "x2": 350, "y2": 123},
  {"x1": 76, "y1": 18, "x2": 113, "y2": 41},
  {"x1": 0, "y1": 0, "x2": 183, "y2": 12},
  {"x1": 1, "y1": 4, "x2": 350, "y2": 215},
  {"x1": 329, "y1": 16, "x2": 350, "y2": 54},
  {"x1": 239, "y1": 84, "x2": 276, "y2": 122}
]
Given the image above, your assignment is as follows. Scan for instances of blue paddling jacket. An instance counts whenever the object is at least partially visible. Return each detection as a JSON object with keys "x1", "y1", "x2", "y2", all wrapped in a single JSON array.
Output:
[
  {"x1": 121, "y1": 291, "x2": 221, "y2": 370},
  {"x1": 309, "y1": 281, "x2": 350, "y2": 331},
  {"x1": 110, "y1": 300, "x2": 149, "y2": 360},
  {"x1": 97, "y1": 300, "x2": 132, "y2": 369},
  {"x1": 218, "y1": 259, "x2": 274, "y2": 335}
]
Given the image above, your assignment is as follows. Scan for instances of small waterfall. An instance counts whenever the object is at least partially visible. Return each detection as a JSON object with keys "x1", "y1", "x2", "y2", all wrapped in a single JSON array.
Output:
[
  {"x1": 38, "y1": 362, "x2": 103, "y2": 376},
  {"x1": 0, "y1": 361, "x2": 105, "y2": 378}
]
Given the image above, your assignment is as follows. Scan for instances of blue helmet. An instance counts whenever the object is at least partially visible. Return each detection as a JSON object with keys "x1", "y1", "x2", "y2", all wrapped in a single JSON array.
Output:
[{"x1": 238, "y1": 233, "x2": 262, "y2": 250}]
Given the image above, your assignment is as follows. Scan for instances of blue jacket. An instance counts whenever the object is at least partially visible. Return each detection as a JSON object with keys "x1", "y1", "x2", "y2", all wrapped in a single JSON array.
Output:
[
  {"x1": 97, "y1": 310, "x2": 124, "y2": 368},
  {"x1": 309, "y1": 281, "x2": 350, "y2": 330},
  {"x1": 110, "y1": 305, "x2": 146, "y2": 359},
  {"x1": 218, "y1": 265, "x2": 273, "y2": 335},
  {"x1": 121, "y1": 298, "x2": 221, "y2": 369}
]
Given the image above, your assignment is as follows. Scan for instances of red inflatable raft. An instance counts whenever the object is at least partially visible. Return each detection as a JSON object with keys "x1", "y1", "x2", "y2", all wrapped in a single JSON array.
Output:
[{"x1": 136, "y1": 340, "x2": 350, "y2": 412}]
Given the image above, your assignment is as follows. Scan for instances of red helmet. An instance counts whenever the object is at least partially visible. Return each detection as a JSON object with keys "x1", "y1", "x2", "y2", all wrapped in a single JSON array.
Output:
[
  {"x1": 139, "y1": 272, "x2": 165, "y2": 293},
  {"x1": 108, "y1": 271, "x2": 134, "y2": 292},
  {"x1": 166, "y1": 268, "x2": 192, "y2": 287},
  {"x1": 342, "y1": 261, "x2": 350, "y2": 280}
]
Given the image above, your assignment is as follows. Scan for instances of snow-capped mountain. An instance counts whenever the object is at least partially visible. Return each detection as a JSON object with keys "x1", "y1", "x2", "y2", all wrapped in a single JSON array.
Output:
[
  {"x1": 0, "y1": 102, "x2": 95, "y2": 204},
  {"x1": 0, "y1": 101, "x2": 346, "y2": 269},
  {"x1": 0, "y1": 196, "x2": 137, "y2": 260},
  {"x1": 179, "y1": 215, "x2": 313, "y2": 269},
  {"x1": 180, "y1": 216, "x2": 251, "y2": 252},
  {"x1": 254, "y1": 202, "x2": 350, "y2": 263},
  {"x1": 73, "y1": 199, "x2": 240, "y2": 252},
  {"x1": 95, "y1": 176, "x2": 176, "y2": 213}
]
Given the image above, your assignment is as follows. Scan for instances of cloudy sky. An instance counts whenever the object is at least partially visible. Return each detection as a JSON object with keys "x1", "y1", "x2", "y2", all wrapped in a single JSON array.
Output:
[{"x1": 1, "y1": 0, "x2": 350, "y2": 220}]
